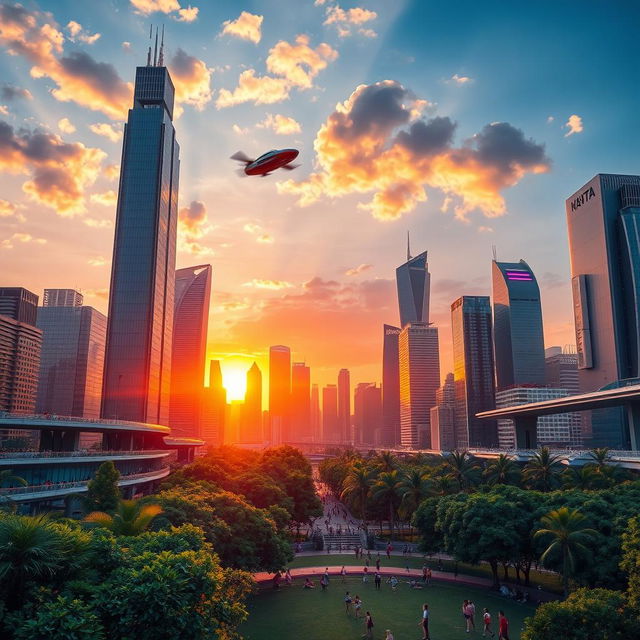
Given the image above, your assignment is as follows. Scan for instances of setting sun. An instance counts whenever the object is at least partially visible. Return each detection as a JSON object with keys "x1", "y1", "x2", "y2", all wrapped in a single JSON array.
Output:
[{"x1": 221, "y1": 363, "x2": 248, "y2": 401}]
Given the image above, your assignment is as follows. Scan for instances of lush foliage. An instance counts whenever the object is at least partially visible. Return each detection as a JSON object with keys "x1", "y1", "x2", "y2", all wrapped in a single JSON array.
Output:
[
  {"x1": 84, "y1": 499, "x2": 163, "y2": 536},
  {"x1": 84, "y1": 461, "x2": 120, "y2": 512}
]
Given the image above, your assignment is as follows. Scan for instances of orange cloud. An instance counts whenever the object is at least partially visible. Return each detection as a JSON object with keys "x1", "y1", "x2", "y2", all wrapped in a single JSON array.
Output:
[
  {"x1": 216, "y1": 69, "x2": 290, "y2": 108},
  {"x1": 257, "y1": 113, "x2": 301, "y2": 135},
  {"x1": 1, "y1": 232, "x2": 47, "y2": 249},
  {"x1": 345, "y1": 263, "x2": 372, "y2": 276},
  {"x1": 66, "y1": 20, "x2": 100, "y2": 44},
  {"x1": 221, "y1": 11, "x2": 263, "y2": 44},
  {"x1": 104, "y1": 163, "x2": 120, "y2": 180},
  {"x1": 88, "y1": 255, "x2": 107, "y2": 266},
  {"x1": 324, "y1": 5, "x2": 377, "y2": 37},
  {"x1": 177, "y1": 5, "x2": 198, "y2": 22},
  {"x1": 130, "y1": 0, "x2": 179, "y2": 14},
  {"x1": 564, "y1": 114, "x2": 583, "y2": 137},
  {"x1": 0, "y1": 121, "x2": 106, "y2": 216},
  {"x1": 0, "y1": 3, "x2": 131, "y2": 120},
  {"x1": 278, "y1": 80, "x2": 550, "y2": 221},
  {"x1": 89, "y1": 122, "x2": 122, "y2": 142},
  {"x1": 448, "y1": 73, "x2": 472, "y2": 85},
  {"x1": 178, "y1": 200, "x2": 213, "y2": 256},
  {"x1": 169, "y1": 48, "x2": 213, "y2": 113},
  {"x1": 90, "y1": 190, "x2": 117, "y2": 207},
  {"x1": 243, "y1": 222, "x2": 274, "y2": 244},
  {"x1": 58, "y1": 117, "x2": 75, "y2": 134},
  {"x1": 242, "y1": 279, "x2": 294, "y2": 290},
  {"x1": 0, "y1": 198, "x2": 16, "y2": 217}
]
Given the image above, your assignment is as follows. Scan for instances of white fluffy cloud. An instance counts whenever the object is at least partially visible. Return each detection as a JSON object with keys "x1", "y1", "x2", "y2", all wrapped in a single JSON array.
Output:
[
  {"x1": 564, "y1": 114, "x2": 583, "y2": 137},
  {"x1": 221, "y1": 11, "x2": 263, "y2": 44}
]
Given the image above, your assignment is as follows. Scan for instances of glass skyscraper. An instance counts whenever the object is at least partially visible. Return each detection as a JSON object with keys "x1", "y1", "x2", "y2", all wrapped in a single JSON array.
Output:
[
  {"x1": 242, "y1": 362, "x2": 262, "y2": 443},
  {"x1": 566, "y1": 173, "x2": 640, "y2": 448},
  {"x1": 322, "y1": 384, "x2": 339, "y2": 443},
  {"x1": 451, "y1": 296, "x2": 497, "y2": 448},
  {"x1": 169, "y1": 264, "x2": 212, "y2": 438},
  {"x1": 492, "y1": 259, "x2": 546, "y2": 390},
  {"x1": 201, "y1": 360, "x2": 226, "y2": 446},
  {"x1": 269, "y1": 345, "x2": 290, "y2": 444},
  {"x1": 381, "y1": 324, "x2": 401, "y2": 446},
  {"x1": 291, "y1": 362, "x2": 311, "y2": 441},
  {"x1": 102, "y1": 60, "x2": 180, "y2": 425},
  {"x1": 396, "y1": 248, "x2": 431, "y2": 327},
  {"x1": 337, "y1": 368, "x2": 350, "y2": 443}
]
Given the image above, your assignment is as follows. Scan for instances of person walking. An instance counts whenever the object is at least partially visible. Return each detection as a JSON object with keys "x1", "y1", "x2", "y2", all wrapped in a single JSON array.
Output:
[
  {"x1": 483, "y1": 608, "x2": 495, "y2": 637},
  {"x1": 498, "y1": 611, "x2": 510, "y2": 640},
  {"x1": 344, "y1": 591, "x2": 353, "y2": 615},
  {"x1": 354, "y1": 595, "x2": 362, "y2": 618},
  {"x1": 469, "y1": 600, "x2": 477, "y2": 630},
  {"x1": 418, "y1": 603, "x2": 430, "y2": 640},
  {"x1": 385, "y1": 630, "x2": 394, "y2": 640},
  {"x1": 462, "y1": 600, "x2": 472, "y2": 633},
  {"x1": 374, "y1": 572, "x2": 381, "y2": 590},
  {"x1": 376, "y1": 558, "x2": 381, "y2": 571},
  {"x1": 341, "y1": 566, "x2": 347, "y2": 582},
  {"x1": 363, "y1": 566, "x2": 369, "y2": 583},
  {"x1": 426, "y1": 567, "x2": 432, "y2": 585},
  {"x1": 364, "y1": 611, "x2": 374, "y2": 638}
]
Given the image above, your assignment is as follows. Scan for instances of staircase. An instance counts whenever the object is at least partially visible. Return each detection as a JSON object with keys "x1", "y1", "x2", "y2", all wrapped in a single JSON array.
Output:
[{"x1": 323, "y1": 532, "x2": 365, "y2": 551}]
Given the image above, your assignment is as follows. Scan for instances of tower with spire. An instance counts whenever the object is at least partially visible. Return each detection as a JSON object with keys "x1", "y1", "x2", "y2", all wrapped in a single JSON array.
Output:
[{"x1": 396, "y1": 235, "x2": 430, "y2": 327}]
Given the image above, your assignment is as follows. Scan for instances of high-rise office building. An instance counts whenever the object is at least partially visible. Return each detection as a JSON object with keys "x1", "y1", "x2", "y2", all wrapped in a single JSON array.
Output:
[
  {"x1": 269, "y1": 345, "x2": 290, "y2": 444},
  {"x1": 399, "y1": 323, "x2": 440, "y2": 448},
  {"x1": 36, "y1": 304, "x2": 106, "y2": 419},
  {"x1": 0, "y1": 287, "x2": 38, "y2": 326},
  {"x1": 492, "y1": 259, "x2": 546, "y2": 389},
  {"x1": 545, "y1": 346, "x2": 581, "y2": 446},
  {"x1": 353, "y1": 382, "x2": 382, "y2": 444},
  {"x1": 322, "y1": 384, "x2": 339, "y2": 442},
  {"x1": 396, "y1": 240, "x2": 430, "y2": 327},
  {"x1": 291, "y1": 362, "x2": 311, "y2": 441},
  {"x1": 382, "y1": 324, "x2": 401, "y2": 447},
  {"x1": 311, "y1": 383, "x2": 321, "y2": 442},
  {"x1": 451, "y1": 296, "x2": 497, "y2": 448},
  {"x1": 337, "y1": 368, "x2": 351, "y2": 443},
  {"x1": 169, "y1": 265, "x2": 212, "y2": 438},
  {"x1": 430, "y1": 372, "x2": 456, "y2": 451},
  {"x1": 496, "y1": 387, "x2": 571, "y2": 449},
  {"x1": 242, "y1": 362, "x2": 263, "y2": 443},
  {"x1": 566, "y1": 174, "x2": 640, "y2": 447},
  {"x1": 102, "y1": 52, "x2": 180, "y2": 425},
  {"x1": 43, "y1": 289, "x2": 83, "y2": 308},
  {"x1": 201, "y1": 360, "x2": 225, "y2": 446}
]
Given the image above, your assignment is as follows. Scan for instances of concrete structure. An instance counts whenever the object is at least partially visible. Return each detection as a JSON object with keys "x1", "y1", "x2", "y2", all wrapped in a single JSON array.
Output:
[
  {"x1": 269, "y1": 345, "x2": 291, "y2": 444},
  {"x1": 382, "y1": 324, "x2": 401, "y2": 447},
  {"x1": 337, "y1": 368, "x2": 351, "y2": 443},
  {"x1": 0, "y1": 287, "x2": 38, "y2": 325},
  {"x1": 291, "y1": 362, "x2": 311, "y2": 441},
  {"x1": 169, "y1": 265, "x2": 211, "y2": 439},
  {"x1": 399, "y1": 323, "x2": 440, "y2": 448},
  {"x1": 495, "y1": 387, "x2": 571, "y2": 449},
  {"x1": 311, "y1": 383, "x2": 321, "y2": 442},
  {"x1": 545, "y1": 346, "x2": 581, "y2": 446},
  {"x1": 43, "y1": 289, "x2": 83, "y2": 308},
  {"x1": 353, "y1": 382, "x2": 382, "y2": 445},
  {"x1": 322, "y1": 384, "x2": 339, "y2": 443},
  {"x1": 36, "y1": 305, "x2": 107, "y2": 420},
  {"x1": 396, "y1": 240, "x2": 430, "y2": 328},
  {"x1": 492, "y1": 260, "x2": 546, "y2": 389},
  {"x1": 102, "y1": 59, "x2": 180, "y2": 426},
  {"x1": 240, "y1": 362, "x2": 262, "y2": 444},
  {"x1": 430, "y1": 373, "x2": 456, "y2": 451},
  {"x1": 566, "y1": 174, "x2": 640, "y2": 447},
  {"x1": 451, "y1": 296, "x2": 497, "y2": 448},
  {"x1": 201, "y1": 360, "x2": 225, "y2": 446},
  {"x1": 0, "y1": 414, "x2": 201, "y2": 513}
]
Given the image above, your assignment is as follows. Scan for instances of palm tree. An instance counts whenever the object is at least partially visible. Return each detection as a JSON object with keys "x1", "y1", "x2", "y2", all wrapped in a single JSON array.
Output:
[
  {"x1": 375, "y1": 451, "x2": 397, "y2": 472},
  {"x1": 534, "y1": 507, "x2": 598, "y2": 597},
  {"x1": 0, "y1": 515, "x2": 89, "y2": 609},
  {"x1": 443, "y1": 450, "x2": 480, "y2": 491},
  {"x1": 523, "y1": 447, "x2": 563, "y2": 491},
  {"x1": 398, "y1": 468, "x2": 430, "y2": 521},
  {"x1": 483, "y1": 454, "x2": 521, "y2": 486},
  {"x1": 84, "y1": 499, "x2": 163, "y2": 536},
  {"x1": 588, "y1": 448, "x2": 626, "y2": 487},
  {"x1": 428, "y1": 474, "x2": 453, "y2": 497},
  {"x1": 370, "y1": 470, "x2": 402, "y2": 537},
  {"x1": 588, "y1": 447, "x2": 611, "y2": 470},
  {"x1": 340, "y1": 462, "x2": 373, "y2": 529},
  {"x1": 561, "y1": 465, "x2": 600, "y2": 490},
  {"x1": 0, "y1": 469, "x2": 27, "y2": 488}
]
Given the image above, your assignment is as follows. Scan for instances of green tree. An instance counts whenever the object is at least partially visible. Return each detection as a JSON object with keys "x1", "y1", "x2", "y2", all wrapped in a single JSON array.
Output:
[
  {"x1": 95, "y1": 549, "x2": 252, "y2": 640},
  {"x1": 483, "y1": 454, "x2": 521, "y2": 486},
  {"x1": 398, "y1": 468, "x2": 430, "y2": 526},
  {"x1": 521, "y1": 588, "x2": 640, "y2": 640},
  {"x1": 442, "y1": 450, "x2": 481, "y2": 491},
  {"x1": 561, "y1": 465, "x2": 600, "y2": 490},
  {"x1": 370, "y1": 470, "x2": 401, "y2": 537},
  {"x1": 375, "y1": 450, "x2": 397, "y2": 472},
  {"x1": 13, "y1": 596, "x2": 105, "y2": 640},
  {"x1": 0, "y1": 515, "x2": 90, "y2": 610},
  {"x1": 534, "y1": 507, "x2": 598, "y2": 597},
  {"x1": 84, "y1": 499, "x2": 163, "y2": 536},
  {"x1": 523, "y1": 447, "x2": 563, "y2": 491},
  {"x1": 85, "y1": 461, "x2": 120, "y2": 512},
  {"x1": 620, "y1": 515, "x2": 640, "y2": 609},
  {"x1": 0, "y1": 469, "x2": 27, "y2": 488},
  {"x1": 340, "y1": 462, "x2": 373, "y2": 527}
]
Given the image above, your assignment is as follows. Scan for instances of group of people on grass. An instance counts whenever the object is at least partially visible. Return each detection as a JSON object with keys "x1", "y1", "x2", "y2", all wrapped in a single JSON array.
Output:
[{"x1": 462, "y1": 599, "x2": 511, "y2": 639}]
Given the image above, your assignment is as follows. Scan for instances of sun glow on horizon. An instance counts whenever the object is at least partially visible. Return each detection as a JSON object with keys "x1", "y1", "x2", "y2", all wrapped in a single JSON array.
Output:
[{"x1": 220, "y1": 361, "x2": 248, "y2": 401}]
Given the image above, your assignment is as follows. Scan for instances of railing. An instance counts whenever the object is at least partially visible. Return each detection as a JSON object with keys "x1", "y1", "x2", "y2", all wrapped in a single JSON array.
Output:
[
  {"x1": 468, "y1": 448, "x2": 640, "y2": 460},
  {"x1": 0, "y1": 412, "x2": 167, "y2": 430},
  {"x1": 0, "y1": 467, "x2": 171, "y2": 496},
  {"x1": 0, "y1": 449, "x2": 170, "y2": 460}
]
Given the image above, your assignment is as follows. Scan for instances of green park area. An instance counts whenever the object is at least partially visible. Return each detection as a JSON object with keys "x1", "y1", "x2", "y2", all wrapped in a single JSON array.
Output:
[{"x1": 241, "y1": 577, "x2": 535, "y2": 639}]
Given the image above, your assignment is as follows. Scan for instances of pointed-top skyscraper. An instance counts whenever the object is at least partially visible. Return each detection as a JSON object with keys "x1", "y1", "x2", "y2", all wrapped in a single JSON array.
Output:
[
  {"x1": 243, "y1": 362, "x2": 263, "y2": 443},
  {"x1": 102, "y1": 42, "x2": 180, "y2": 424},
  {"x1": 396, "y1": 233, "x2": 431, "y2": 327}
]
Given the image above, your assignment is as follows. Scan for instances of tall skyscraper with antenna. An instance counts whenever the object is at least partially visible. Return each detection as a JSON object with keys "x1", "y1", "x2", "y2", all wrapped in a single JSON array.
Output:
[
  {"x1": 396, "y1": 233, "x2": 431, "y2": 327},
  {"x1": 102, "y1": 31, "x2": 180, "y2": 424}
]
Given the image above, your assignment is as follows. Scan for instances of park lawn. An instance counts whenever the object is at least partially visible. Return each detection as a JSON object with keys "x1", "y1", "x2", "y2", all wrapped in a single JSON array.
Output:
[
  {"x1": 286, "y1": 554, "x2": 562, "y2": 593},
  {"x1": 241, "y1": 576, "x2": 536, "y2": 640}
]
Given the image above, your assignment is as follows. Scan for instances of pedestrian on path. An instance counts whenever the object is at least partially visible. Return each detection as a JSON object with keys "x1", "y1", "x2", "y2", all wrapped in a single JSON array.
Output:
[
  {"x1": 469, "y1": 600, "x2": 477, "y2": 630},
  {"x1": 341, "y1": 566, "x2": 347, "y2": 582},
  {"x1": 483, "y1": 607, "x2": 495, "y2": 637},
  {"x1": 354, "y1": 595, "x2": 362, "y2": 618},
  {"x1": 419, "y1": 603, "x2": 430, "y2": 640},
  {"x1": 344, "y1": 591, "x2": 352, "y2": 614},
  {"x1": 498, "y1": 611, "x2": 510, "y2": 640},
  {"x1": 385, "y1": 630, "x2": 394, "y2": 640},
  {"x1": 462, "y1": 599, "x2": 472, "y2": 632},
  {"x1": 364, "y1": 611, "x2": 374, "y2": 638},
  {"x1": 376, "y1": 558, "x2": 381, "y2": 571},
  {"x1": 363, "y1": 566, "x2": 369, "y2": 582},
  {"x1": 320, "y1": 574, "x2": 329, "y2": 591}
]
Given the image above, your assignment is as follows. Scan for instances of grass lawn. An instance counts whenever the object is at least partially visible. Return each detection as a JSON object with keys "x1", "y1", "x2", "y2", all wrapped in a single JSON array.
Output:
[
  {"x1": 286, "y1": 554, "x2": 562, "y2": 593},
  {"x1": 240, "y1": 577, "x2": 537, "y2": 639}
]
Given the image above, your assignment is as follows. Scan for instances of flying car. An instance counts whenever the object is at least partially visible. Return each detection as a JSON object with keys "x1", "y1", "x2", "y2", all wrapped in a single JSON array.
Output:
[{"x1": 231, "y1": 148, "x2": 299, "y2": 176}]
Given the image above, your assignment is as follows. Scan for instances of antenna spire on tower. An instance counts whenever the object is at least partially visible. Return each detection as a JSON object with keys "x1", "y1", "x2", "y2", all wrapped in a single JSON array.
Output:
[
  {"x1": 407, "y1": 231, "x2": 412, "y2": 261},
  {"x1": 146, "y1": 24, "x2": 152, "y2": 66},
  {"x1": 158, "y1": 24, "x2": 164, "y2": 66},
  {"x1": 153, "y1": 26, "x2": 158, "y2": 66},
  {"x1": 492, "y1": 244, "x2": 497, "y2": 261}
]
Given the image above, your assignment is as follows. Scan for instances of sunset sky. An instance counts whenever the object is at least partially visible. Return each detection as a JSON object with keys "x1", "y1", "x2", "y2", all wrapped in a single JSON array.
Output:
[{"x1": 1, "y1": 0, "x2": 639, "y2": 402}]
